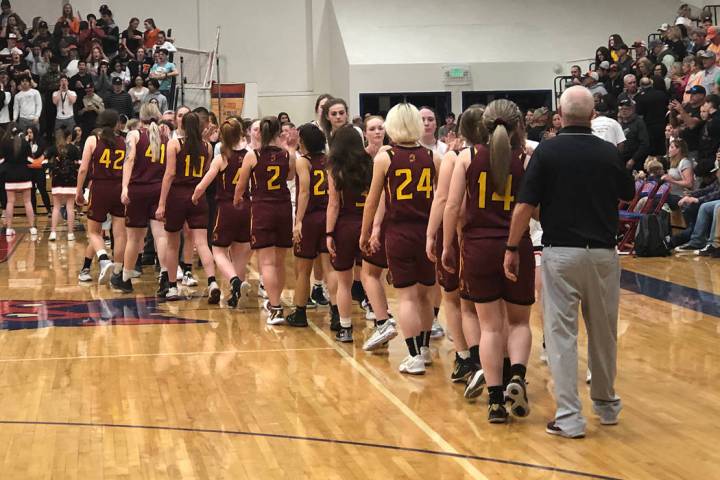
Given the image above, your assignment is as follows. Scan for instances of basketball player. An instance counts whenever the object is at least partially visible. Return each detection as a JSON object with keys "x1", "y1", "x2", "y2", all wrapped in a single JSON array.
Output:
[
  {"x1": 233, "y1": 116, "x2": 295, "y2": 325},
  {"x1": 326, "y1": 125, "x2": 373, "y2": 342},
  {"x1": 117, "y1": 103, "x2": 168, "y2": 293},
  {"x1": 360, "y1": 115, "x2": 397, "y2": 351},
  {"x1": 285, "y1": 123, "x2": 337, "y2": 327},
  {"x1": 360, "y1": 103, "x2": 440, "y2": 375},
  {"x1": 191, "y1": 118, "x2": 253, "y2": 307},
  {"x1": 156, "y1": 112, "x2": 219, "y2": 302},
  {"x1": 426, "y1": 106, "x2": 485, "y2": 385},
  {"x1": 75, "y1": 109, "x2": 128, "y2": 286},
  {"x1": 442, "y1": 99, "x2": 534, "y2": 424}
]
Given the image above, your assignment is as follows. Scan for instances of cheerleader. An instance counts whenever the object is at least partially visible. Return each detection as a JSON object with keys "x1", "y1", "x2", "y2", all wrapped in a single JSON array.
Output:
[
  {"x1": 117, "y1": 103, "x2": 168, "y2": 293},
  {"x1": 284, "y1": 123, "x2": 337, "y2": 326},
  {"x1": 359, "y1": 115, "x2": 397, "y2": 351},
  {"x1": 1, "y1": 125, "x2": 36, "y2": 237},
  {"x1": 47, "y1": 127, "x2": 81, "y2": 241},
  {"x1": 325, "y1": 125, "x2": 373, "y2": 341},
  {"x1": 233, "y1": 116, "x2": 295, "y2": 324},
  {"x1": 426, "y1": 107, "x2": 485, "y2": 387},
  {"x1": 156, "y1": 112, "x2": 219, "y2": 302},
  {"x1": 442, "y1": 99, "x2": 534, "y2": 424},
  {"x1": 360, "y1": 103, "x2": 440, "y2": 374},
  {"x1": 192, "y1": 118, "x2": 252, "y2": 307},
  {"x1": 75, "y1": 109, "x2": 127, "y2": 285}
]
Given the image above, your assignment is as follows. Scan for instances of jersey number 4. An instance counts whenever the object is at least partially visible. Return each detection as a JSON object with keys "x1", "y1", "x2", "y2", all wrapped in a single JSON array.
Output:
[
  {"x1": 395, "y1": 168, "x2": 432, "y2": 200},
  {"x1": 478, "y1": 173, "x2": 514, "y2": 210},
  {"x1": 98, "y1": 149, "x2": 125, "y2": 170},
  {"x1": 145, "y1": 144, "x2": 166, "y2": 164}
]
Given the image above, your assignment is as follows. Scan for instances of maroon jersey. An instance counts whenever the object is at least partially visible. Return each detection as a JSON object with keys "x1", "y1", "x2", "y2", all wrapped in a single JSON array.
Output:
[
  {"x1": 172, "y1": 139, "x2": 211, "y2": 187},
  {"x1": 463, "y1": 145, "x2": 525, "y2": 238},
  {"x1": 299, "y1": 152, "x2": 328, "y2": 214},
  {"x1": 338, "y1": 187, "x2": 366, "y2": 219},
  {"x1": 130, "y1": 127, "x2": 168, "y2": 185},
  {"x1": 89, "y1": 134, "x2": 126, "y2": 181},
  {"x1": 216, "y1": 148, "x2": 249, "y2": 202},
  {"x1": 250, "y1": 146, "x2": 290, "y2": 203},
  {"x1": 384, "y1": 145, "x2": 435, "y2": 223}
]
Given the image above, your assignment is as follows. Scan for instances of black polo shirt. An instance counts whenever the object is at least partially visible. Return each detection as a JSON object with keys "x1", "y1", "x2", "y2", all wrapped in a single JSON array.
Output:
[{"x1": 518, "y1": 126, "x2": 635, "y2": 248}]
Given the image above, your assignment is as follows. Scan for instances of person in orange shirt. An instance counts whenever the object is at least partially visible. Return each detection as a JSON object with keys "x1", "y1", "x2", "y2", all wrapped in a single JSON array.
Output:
[
  {"x1": 706, "y1": 26, "x2": 720, "y2": 60},
  {"x1": 143, "y1": 18, "x2": 160, "y2": 50}
]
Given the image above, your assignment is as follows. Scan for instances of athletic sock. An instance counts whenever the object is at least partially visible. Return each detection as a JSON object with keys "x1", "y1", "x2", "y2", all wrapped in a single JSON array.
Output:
[
  {"x1": 469, "y1": 345, "x2": 481, "y2": 368},
  {"x1": 458, "y1": 350, "x2": 470, "y2": 360},
  {"x1": 488, "y1": 385, "x2": 505, "y2": 405},
  {"x1": 168, "y1": 281, "x2": 177, "y2": 288},
  {"x1": 502, "y1": 357, "x2": 512, "y2": 388},
  {"x1": 405, "y1": 337, "x2": 419, "y2": 356},
  {"x1": 340, "y1": 316, "x2": 352, "y2": 328},
  {"x1": 113, "y1": 262, "x2": 122, "y2": 274},
  {"x1": 375, "y1": 318, "x2": 388, "y2": 327},
  {"x1": 511, "y1": 363, "x2": 527, "y2": 380},
  {"x1": 207, "y1": 276, "x2": 216, "y2": 286},
  {"x1": 313, "y1": 281, "x2": 323, "y2": 288},
  {"x1": 422, "y1": 330, "x2": 431, "y2": 347},
  {"x1": 433, "y1": 307, "x2": 440, "y2": 319},
  {"x1": 415, "y1": 334, "x2": 425, "y2": 351},
  {"x1": 160, "y1": 270, "x2": 169, "y2": 282},
  {"x1": 180, "y1": 261, "x2": 191, "y2": 274},
  {"x1": 122, "y1": 268, "x2": 132, "y2": 282},
  {"x1": 96, "y1": 249, "x2": 109, "y2": 262},
  {"x1": 330, "y1": 303, "x2": 339, "y2": 316},
  {"x1": 82, "y1": 257, "x2": 92, "y2": 269}
]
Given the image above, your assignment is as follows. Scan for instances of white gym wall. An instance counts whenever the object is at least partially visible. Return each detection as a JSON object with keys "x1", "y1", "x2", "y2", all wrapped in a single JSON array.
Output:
[{"x1": 15, "y1": 0, "x2": 696, "y2": 120}]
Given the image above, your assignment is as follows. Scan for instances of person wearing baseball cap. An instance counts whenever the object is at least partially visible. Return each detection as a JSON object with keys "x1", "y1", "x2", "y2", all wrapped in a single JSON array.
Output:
[
  {"x1": 670, "y1": 84, "x2": 706, "y2": 160},
  {"x1": 105, "y1": 76, "x2": 133, "y2": 118},
  {"x1": 617, "y1": 97, "x2": 649, "y2": 171},
  {"x1": 706, "y1": 26, "x2": 720, "y2": 58},
  {"x1": 698, "y1": 50, "x2": 720, "y2": 93}
]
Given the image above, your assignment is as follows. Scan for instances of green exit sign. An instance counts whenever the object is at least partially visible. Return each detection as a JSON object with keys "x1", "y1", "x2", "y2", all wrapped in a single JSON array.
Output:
[{"x1": 449, "y1": 68, "x2": 466, "y2": 78}]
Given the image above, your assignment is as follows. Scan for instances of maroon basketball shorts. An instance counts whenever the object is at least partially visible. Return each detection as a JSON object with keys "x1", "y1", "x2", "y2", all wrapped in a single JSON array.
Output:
[
  {"x1": 125, "y1": 183, "x2": 161, "y2": 228},
  {"x1": 362, "y1": 222, "x2": 387, "y2": 269},
  {"x1": 460, "y1": 235, "x2": 535, "y2": 305},
  {"x1": 385, "y1": 222, "x2": 436, "y2": 289},
  {"x1": 87, "y1": 179, "x2": 124, "y2": 222},
  {"x1": 294, "y1": 210, "x2": 328, "y2": 259},
  {"x1": 212, "y1": 200, "x2": 251, "y2": 247},
  {"x1": 436, "y1": 229, "x2": 460, "y2": 292},
  {"x1": 331, "y1": 216, "x2": 361, "y2": 271},
  {"x1": 250, "y1": 200, "x2": 293, "y2": 249},
  {"x1": 164, "y1": 184, "x2": 209, "y2": 232}
]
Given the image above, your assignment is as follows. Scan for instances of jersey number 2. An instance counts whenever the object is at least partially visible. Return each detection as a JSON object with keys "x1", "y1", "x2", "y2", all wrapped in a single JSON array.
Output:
[
  {"x1": 267, "y1": 165, "x2": 281, "y2": 190},
  {"x1": 395, "y1": 168, "x2": 432, "y2": 200}
]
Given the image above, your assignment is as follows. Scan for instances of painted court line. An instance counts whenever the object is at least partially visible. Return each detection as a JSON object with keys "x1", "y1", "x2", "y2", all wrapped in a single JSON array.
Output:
[
  {"x1": 0, "y1": 419, "x2": 622, "y2": 480},
  {"x1": 306, "y1": 320, "x2": 489, "y2": 480},
  {"x1": 0, "y1": 347, "x2": 335, "y2": 363}
]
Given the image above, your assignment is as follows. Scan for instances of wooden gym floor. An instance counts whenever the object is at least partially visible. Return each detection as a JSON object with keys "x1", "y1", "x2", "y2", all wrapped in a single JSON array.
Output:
[{"x1": 0, "y1": 219, "x2": 718, "y2": 479}]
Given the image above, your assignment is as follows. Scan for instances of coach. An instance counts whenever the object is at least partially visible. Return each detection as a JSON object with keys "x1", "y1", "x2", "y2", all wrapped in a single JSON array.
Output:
[{"x1": 503, "y1": 86, "x2": 635, "y2": 438}]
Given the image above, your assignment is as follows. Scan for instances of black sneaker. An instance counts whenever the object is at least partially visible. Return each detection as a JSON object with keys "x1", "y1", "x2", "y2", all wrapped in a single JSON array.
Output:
[
  {"x1": 351, "y1": 280, "x2": 366, "y2": 304},
  {"x1": 505, "y1": 375, "x2": 530, "y2": 418},
  {"x1": 451, "y1": 355, "x2": 474, "y2": 383},
  {"x1": 141, "y1": 253, "x2": 157, "y2": 266},
  {"x1": 335, "y1": 326, "x2": 353, "y2": 343},
  {"x1": 488, "y1": 403, "x2": 508, "y2": 424},
  {"x1": 698, "y1": 245, "x2": 719, "y2": 257},
  {"x1": 286, "y1": 310, "x2": 309, "y2": 327},
  {"x1": 227, "y1": 281, "x2": 241, "y2": 308},
  {"x1": 545, "y1": 421, "x2": 585, "y2": 439},
  {"x1": 464, "y1": 368, "x2": 486, "y2": 399},
  {"x1": 712, "y1": 247, "x2": 720, "y2": 258},
  {"x1": 311, "y1": 283, "x2": 329, "y2": 306},
  {"x1": 134, "y1": 259, "x2": 143, "y2": 274},
  {"x1": 305, "y1": 297, "x2": 318, "y2": 309},
  {"x1": 330, "y1": 310, "x2": 341, "y2": 332},
  {"x1": 156, "y1": 277, "x2": 170, "y2": 298},
  {"x1": 110, "y1": 272, "x2": 124, "y2": 291},
  {"x1": 114, "y1": 276, "x2": 133, "y2": 294}
]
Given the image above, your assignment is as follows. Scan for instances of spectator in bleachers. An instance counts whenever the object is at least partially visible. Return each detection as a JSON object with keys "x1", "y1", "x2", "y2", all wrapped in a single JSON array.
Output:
[
  {"x1": 615, "y1": 44, "x2": 633, "y2": 75},
  {"x1": 608, "y1": 34, "x2": 626, "y2": 61},
  {"x1": 617, "y1": 98, "x2": 649, "y2": 170},
  {"x1": 570, "y1": 65, "x2": 582, "y2": 82},
  {"x1": 128, "y1": 47, "x2": 151, "y2": 79},
  {"x1": 650, "y1": 40, "x2": 676, "y2": 73},
  {"x1": 662, "y1": 138, "x2": 694, "y2": 208},
  {"x1": 592, "y1": 102, "x2": 625, "y2": 147},
  {"x1": 701, "y1": 12, "x2": 714, "y2": 29},
  {"x1": 604, "y1": 63, "x2": 624, "y2": 97},
  {"x1": 93, "y1": 59, "x2": 112, "y2": 99},
  {"x1": 29, "y1": 46, "x2": 51, "y2": 78},
  {"x1": 52, "y1": 74, "x2": 76, "y2": 131},
  {"x1": 527, "y1": 107, "x2": 550, "y2": 142},
  {"x1": 635, "y1": 57, "x2": 654, "y2": 81},
  {"x1": 665, "y1": 26, "x2": 688, "y2": 61},
  {"x1": 618, "y1": 74, "x2": 639, "y2": 104},
  {"x1": 653, "y1": 63, "x2": 671, "y2": 90},
  {"x1": 582, "y1": 71, "x2": 608, "y2": 97},
  {"x1": 689, "y1": 27, "x2": 708, "y2": 55},
  {"x1": 149, "y1": 31, "x2": 176, "y2": 55},
  {"x1": 697, "y1": 51, "x2": 719, "y2": 96},
  {"x1": 30, "y1": 20, "x2": 51, "y2": 47},
  {"x1": 0, "y1": 33, "x2": 22, "y2": 59},
  {"x1": 128, "y1": 75, "x2": 148, "y2": 116},
  {"x1": 63, "y1": 45, "x2": 80, "y2": 77},
  {"x1": 696, "y1": 94, "x2": 720, "y2": 178},
  {"x1": 69, "y1": 60, "x2": 91, "y2": 105},
  {"x1": 149, "y1": 48, "x2": 176, "y2": 105},
  {"x1": 98, "y1": 5, "x2": 119, "y2": 57},
  {"x1": 14, "y1": 75, "x2": 42, "y2": 131},
  {"x1": 109, "y1": 58, "x2": 130, "y2": 87},
  {"x1": 636, "y1": 76, "x2": 669, "y2": 157},
  {"x1": 595, "y1": 47, "x2": 611, "y2": 67},
  {"x1": 675, "y1": 4, "x2": 694, "y2": 27},
  {"x1": 706, "y1": 27, "x2": 720, "y2": 58},
  {"x1": 105, "y1": 76, "x2": 132, "y2": 118},
  {"x1": 0, "y1": 82, "x2": 10, "y2": 129},
  {"x1": 670, "y1": 165, "x2": 720, "y2": 249},
  {"x1": 144, "y1": 78, "x2": 167, "y2": 113},
  {"x1": 672, "y1": 85, "x2": 706, "y2": 160},
  {"x1": 632, "y1": 40, "x2": 648, "y2": 59},
  {"x1": 0, "y1": 0, "x2": 16, "y2": 30},
  {"x1": 77, "y1": 81, "x2": 103, "y2": 141},
  {"x1": 142, "y1": 18, "x2": 159, "y2": 50},
  {"x1": 55, "y1": 3, "x2": 80, "y2": 35},
  {"x1": 79, "y1": 16, "x2": 106, "y2": 59},
  {"x1": 121, "y1": 17, "x2": 142, "y2": 54}
]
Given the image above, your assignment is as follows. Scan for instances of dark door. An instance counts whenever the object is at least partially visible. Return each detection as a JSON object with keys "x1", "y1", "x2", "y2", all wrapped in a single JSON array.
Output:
[
  {"x1": 462, "y1": 90, "x2": 553, "y2": 112},
  {"x1": 359, "y1": 92, "x2": 452, "y2": 119}
]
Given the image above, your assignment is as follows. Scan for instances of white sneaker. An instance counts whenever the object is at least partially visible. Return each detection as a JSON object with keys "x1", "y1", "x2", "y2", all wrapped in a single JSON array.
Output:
[
  {"x1": 208, "y1": 281, "x2": 221, "y2": 304},
  {"x1": 398, "y1": 355, "x2": 426, "y2": 375},
  {"x1": 5, "y1": 228, "x2": 15, "y2": 237},
  {"x1": 165, "y1": 286, "x2": 181, "y2": 301},
  {"x1": 363, "y1": 320, "x2": 398, "y2": 351},
  {"x1": 182, "y1": 271, "x2": 198, "y2": 287},
  {"x1": 262, "y1": 299, "x2": 271, "y2": 313},
  {"x1": 98, "y1": 260, "x2": 113, "y2": 285},
  {"x1": 78, "y1": 268, "x2": 92, "y2": 282},
  {"x1": 266, "y1": 307, "x2": 285, "y2": 325},
  {"x1": 176, "y1": 266, "x2": 183, "y2": 278},
  {"x1": 67, "y1": 232, "x2": 75, "y2": 241},
  {"x1": 29, "y1": 227, "x2": 38, "y2": 236},
  {"x1": 430, "y1": 318, "x2": 445, "y2": 338},
  {"x1": 258, "y1": 283, "x2": 268, "y2": 299},
  {"x1": 48, "y1": 231, "x2": 57, "y2": 241},
  {"x1": 362, "y1": 300, "x2": 376, "y2": 321},
  {"x1": 420, "y1": 346, "x2": 433, "y2": 366},
  {"x1": 586, "y1": 368, "x2": 592, "y2": 384},
  {"x1": 129, "y1": 269, "x2": 141, "y2": 279}
]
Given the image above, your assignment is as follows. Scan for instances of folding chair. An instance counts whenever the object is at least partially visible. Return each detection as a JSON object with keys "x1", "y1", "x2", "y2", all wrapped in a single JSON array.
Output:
[
  {"x1": 618, "y1": 179, "x2": 645, "y2": 210},
  {"x1": 617, "y1": 183, "x2": 671, "y2": 253}
]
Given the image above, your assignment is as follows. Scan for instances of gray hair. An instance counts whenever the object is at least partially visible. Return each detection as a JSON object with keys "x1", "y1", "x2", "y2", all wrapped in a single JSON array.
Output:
[{"x1": 559, "y1": 86, "x2": 594, "y2": 126}]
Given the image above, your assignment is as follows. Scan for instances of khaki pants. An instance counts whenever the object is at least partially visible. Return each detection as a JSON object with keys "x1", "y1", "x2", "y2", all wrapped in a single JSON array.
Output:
[{"x1": 542, "y1": 246, "x2": 623, "y2": 436}]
